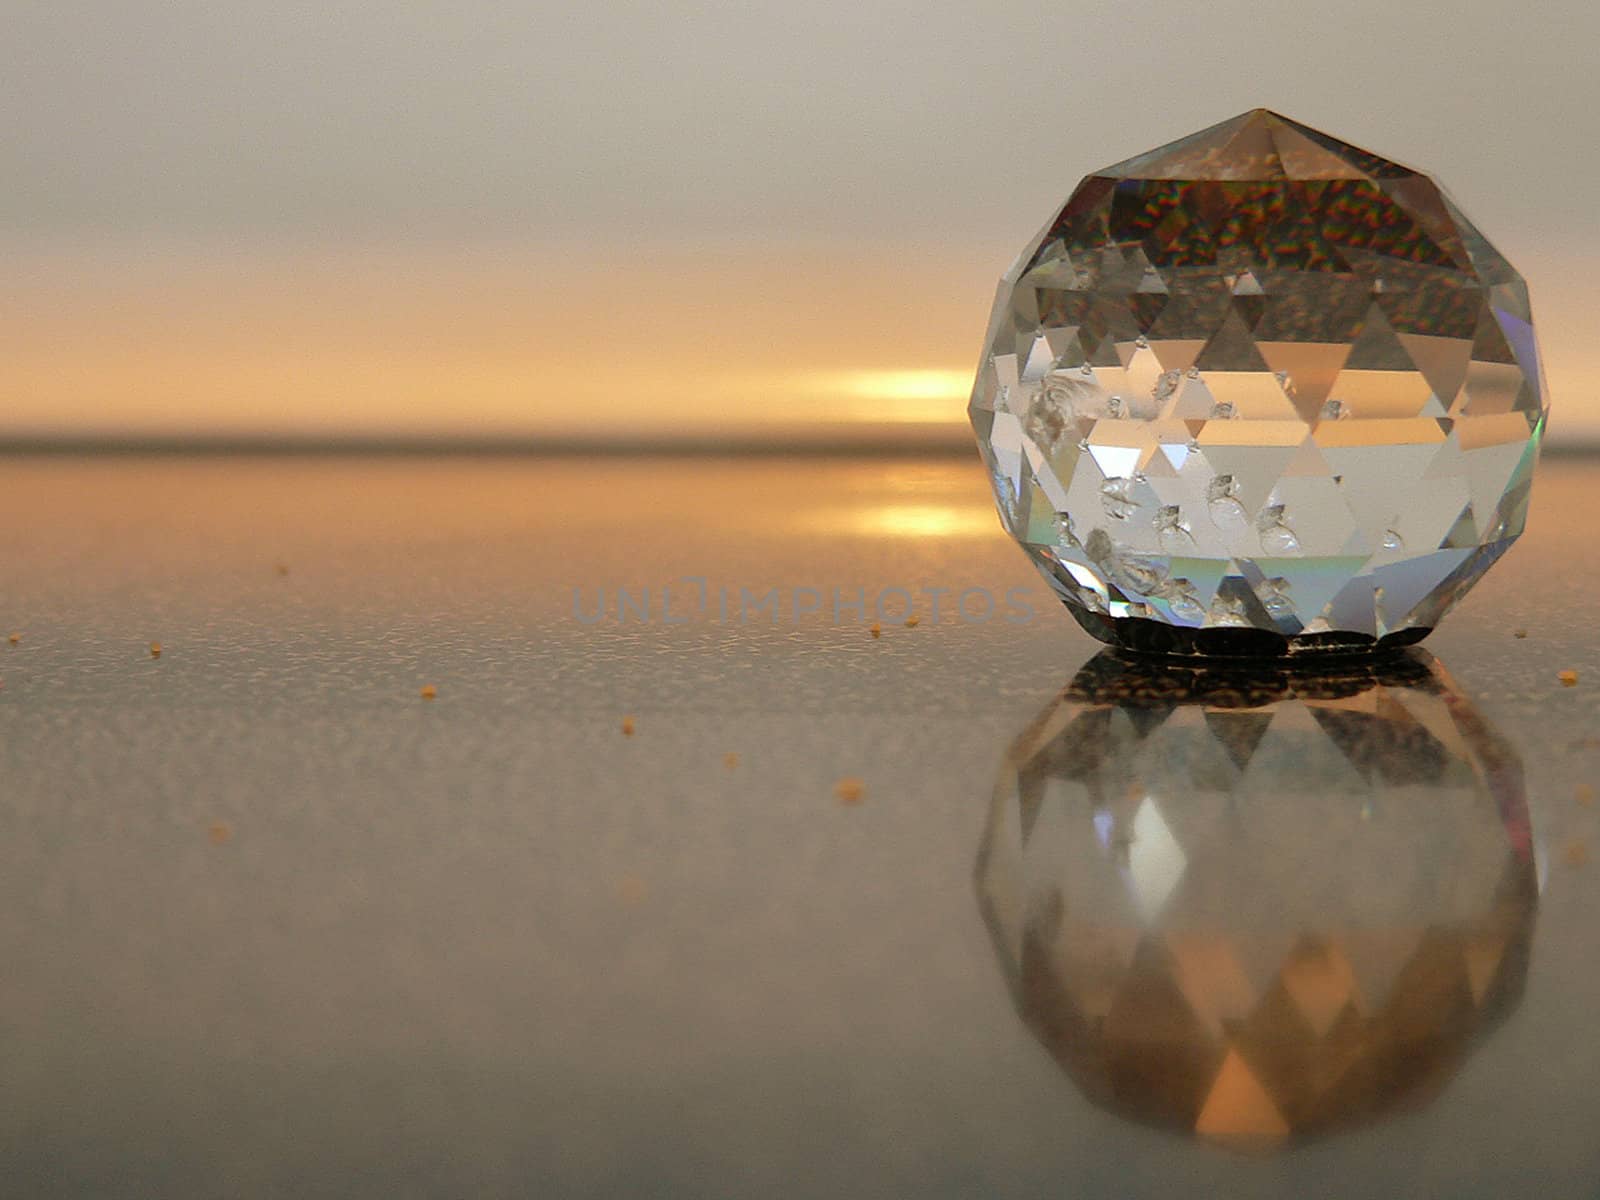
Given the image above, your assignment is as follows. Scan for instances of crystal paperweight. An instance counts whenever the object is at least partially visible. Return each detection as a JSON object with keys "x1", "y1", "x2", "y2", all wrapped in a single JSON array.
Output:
[{"x1": 968, "y1": 110, "x2": 1547, "y2": 656}]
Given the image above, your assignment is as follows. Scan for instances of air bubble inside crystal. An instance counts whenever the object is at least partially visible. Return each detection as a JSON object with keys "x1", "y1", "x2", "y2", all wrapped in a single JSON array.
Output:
[
  {"x1": 1256, "y1": 506, "x2": 1301, "y2": 554},
  {"x1": 1100, "y1": 478, "x2": 1136, "y2": 520},
  {"x1": 1260, "y1": 526, "x2": 1300, "y2": 554}
]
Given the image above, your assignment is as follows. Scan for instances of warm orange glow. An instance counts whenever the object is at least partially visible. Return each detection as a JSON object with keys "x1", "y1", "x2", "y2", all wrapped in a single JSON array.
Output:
[
  {"x1": 802, "y1": 369, "x2": 973, "y2": 422},
  {"x1": 808, "y1": 502, "x2": 998, "y2": 539},
  {"x1": 0, "y1": 237, "x2": 1589, "y2": 445}
]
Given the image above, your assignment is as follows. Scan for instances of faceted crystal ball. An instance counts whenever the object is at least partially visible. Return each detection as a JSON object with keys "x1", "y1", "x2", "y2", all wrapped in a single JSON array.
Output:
[
  {"x1": 975, "y1": 651, "x2": 1536, "y2": 1151},
  {"x1": 968, "y1": 109, "x2": 1547, "y2": 656}
]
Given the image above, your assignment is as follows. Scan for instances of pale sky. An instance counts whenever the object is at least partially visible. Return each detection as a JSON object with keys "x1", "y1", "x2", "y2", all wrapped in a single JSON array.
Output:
[{"x1": 5, "y1": 1, "x2": 1597, "y2": 441}]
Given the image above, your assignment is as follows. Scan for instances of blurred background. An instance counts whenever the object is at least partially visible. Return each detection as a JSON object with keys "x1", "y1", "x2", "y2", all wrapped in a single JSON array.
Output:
[
  {"x1": 9, "y1": 10, "x2": 1600, "y2": 1195},
  {"x1": 4, "y1": 0, "x2": 1596, "y2": 450}
]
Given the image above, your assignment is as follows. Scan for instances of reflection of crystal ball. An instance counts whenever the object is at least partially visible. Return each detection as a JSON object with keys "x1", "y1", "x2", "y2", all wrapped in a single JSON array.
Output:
[
  {"x1": 968, "y1": 110, "x2": 1547, "y2": 657},
  {"x1": 975, "y1": 652, "x2": 1536, "y2": 1151}
]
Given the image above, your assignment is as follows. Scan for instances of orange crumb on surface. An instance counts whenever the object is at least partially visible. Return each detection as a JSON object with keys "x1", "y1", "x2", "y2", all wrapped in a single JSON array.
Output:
[
  {"x1": 904, "y1": 615, "x2": 920, "y2": 628},
  {"x1": 149, "y1": 641, "x2": 162, "y2": 659},
  {"x1": 833, "y1": 777, "x2": 865, "y2": 805},
  {"x1": 208, "y1": 822, "x2": 232, "y2": 845},
  {"x1": 1513, "y1": 629, "x2": 1528, "y2": 639},
  {"x1": 621, "y1": 716, "x2": 636, "y2": 736},
  {"x1": 6, "y1": 632, "x2": 18, "y2": 645},
  {"x1": 723, "y1": 752, "x2": 739, "y2": 769},
  {"x1": 1563, "y1": 840, "x2": 1589, "y2": 867},
  {"x1": 869, "y1": 623, "x2": 882, "y2": 639},
  {"x1": 1559, "y1": 669, "x2": 1579, "y2": 687},
  {"x1": 617, "y1": 874, "x2": 648, "y2": 905},
  {"x1": 274, "y1": 562, "x2": 290, "y2": 577},
  {"x1": 1576, "y1": 784, "x2": 1596, "y2": 806},
  {"x1": 420, "y1": 684, "x2": 437, "y2": 700}
]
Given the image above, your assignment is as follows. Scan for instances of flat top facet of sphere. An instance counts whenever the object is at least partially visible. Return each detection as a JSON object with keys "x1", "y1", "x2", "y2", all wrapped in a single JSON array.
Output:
[
  {"x1": 1098, "y1": 108, "x2": 1415, "y2": 182},
  {"x1": 1036, "y1": 108, "x2": 1502, "y2": 282}
]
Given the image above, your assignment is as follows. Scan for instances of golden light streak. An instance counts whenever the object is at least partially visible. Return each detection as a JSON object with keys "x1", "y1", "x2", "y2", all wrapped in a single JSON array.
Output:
[
  {"x1": 0, "y1": 238, "x2": 1592, "y2": 444},
  {"x1": 822, "y1": 369, "x2": 973, "y2": 401},
  {"x1": 803, "y1": 502, "x2": 997, "y2": 539}
]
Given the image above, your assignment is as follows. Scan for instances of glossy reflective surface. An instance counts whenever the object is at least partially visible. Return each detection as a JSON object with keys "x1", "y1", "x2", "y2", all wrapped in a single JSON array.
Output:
[
  {"x1": 979, "y1": 651, "x2": 1536, "y2": 1151},
  {"x1": 0, "y1": 454, "x2": 1596, "y2": 1197}
]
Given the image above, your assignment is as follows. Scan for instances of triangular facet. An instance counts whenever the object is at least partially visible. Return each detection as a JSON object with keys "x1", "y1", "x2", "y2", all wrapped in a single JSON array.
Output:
[
  {"x1": 1342, "y1": 928, "x2": 1424, "y2": 1014},
  {"x1": 1100, "y1": 110, "x2": 1415, "y2": 184},
  {"x1": 1381, "y1": 175, "x2": 1474, "y2": 270},
  {"x1": 1164, "y1": 933, "x2": 1260, "y2": 1040},
  {"x1": 1194, "y1": 309, "x2": 1272, "y2": 374},
  {"x1": 1396, "y1": 332, "x2": 1472, "y2": 411},
  {"x1": 1279, "y1": 938, "x2": 1358, "y2": 1038},
  {"x1": 1462, "y1": 930, "x2": 1509, "y2": 1006},
  {"x1": 1231, "y1": 270, "x2": 1265, "y2": 296},
  {"x1": 1217, "y1": 117, "x2": 1284, "y2": 179},
  {"x1": 1203, "y1": 710, "x2": 1275, "y2": 772},
  {"x1": 1280, "y1": 434, "x2": 1333, "y2": 478},
  {"x1": 1258, "y1": 341, "x2": 1353, "y2": 421},
  {"x1": 1260, "y1": 111, "x2": 1417, "y2": 179},
  {"x1": 1196, "y1": 1048, "x2": 1291, "y2": 1146},
  {"x1": 1440, "y1": 502, "x2": 1479, "y2": 549},
  {"x1": 1344, "y1": 303, "x2": 1413, "y2": 371},
  {"x1": 1471, "y1": 309, "x2": 1518, "y2": 365},
  {"x1": 1267, "y1": 120, "x2": 1373, "y2": 180},
  {"x1": 1100, "y1": 110, "x2": 1285, "y2": 181},
  {"x1": 1021, "y1": 334, "x2": 1055, "y2": 381}
]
